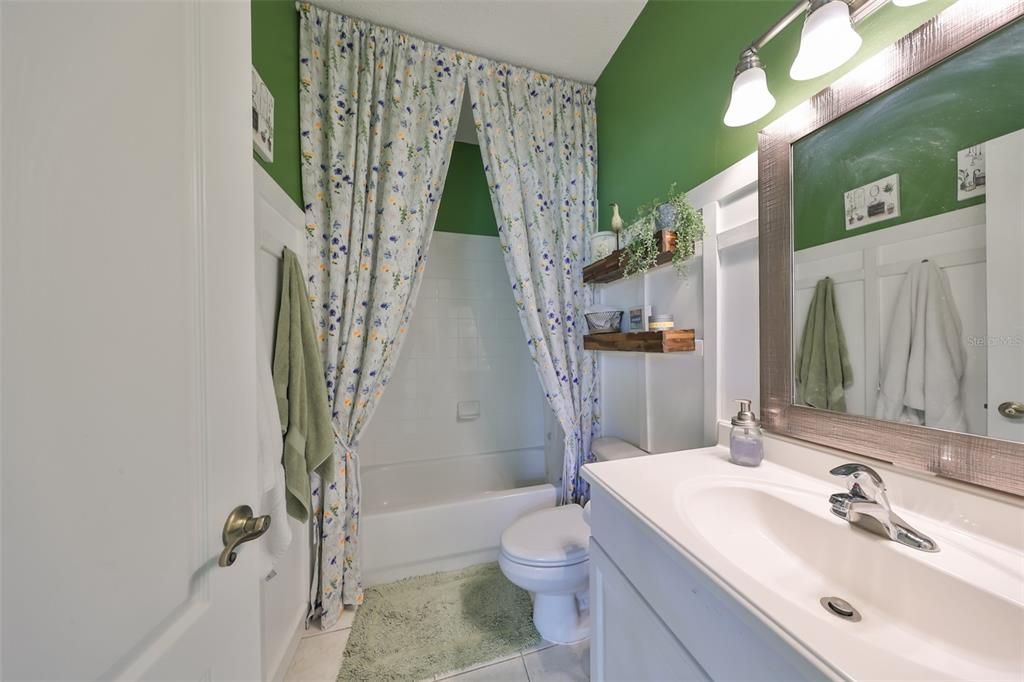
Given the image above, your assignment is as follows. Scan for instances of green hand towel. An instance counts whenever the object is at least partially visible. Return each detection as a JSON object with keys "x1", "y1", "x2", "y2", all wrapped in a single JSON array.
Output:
[
  {"x1": 796, "y1": 277, "x2": 853, "y2": 412},
  {"x1": 273, "y1": 248, "x2": 336, "y2": 522}
]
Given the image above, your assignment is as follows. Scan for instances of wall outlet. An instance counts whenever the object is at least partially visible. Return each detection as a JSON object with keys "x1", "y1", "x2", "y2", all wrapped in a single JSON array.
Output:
[{"x1": 457, "y1": 400, "x2": 481, "y2": 421}]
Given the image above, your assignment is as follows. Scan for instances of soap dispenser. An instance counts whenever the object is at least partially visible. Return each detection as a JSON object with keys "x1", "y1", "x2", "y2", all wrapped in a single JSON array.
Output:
[{"x1": 729, "y1": 399, "x2": 763, "y2": 467}]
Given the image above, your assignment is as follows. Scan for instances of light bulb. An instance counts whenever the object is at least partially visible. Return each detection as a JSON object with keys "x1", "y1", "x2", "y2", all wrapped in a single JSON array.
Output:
[
  {"x1": 790, "y1": 0, "x2": 863, "y2": 81},
  {"x1": 724, "y1": 52, "x2": 776, "y2": 127}
]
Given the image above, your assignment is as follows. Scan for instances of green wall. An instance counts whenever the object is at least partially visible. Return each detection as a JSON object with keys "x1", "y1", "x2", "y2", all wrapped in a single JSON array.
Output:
[
  {"x1": 436, "y1": 142, "x2": 499, "y2": 237},
  {"x1": 252, "y1": 0, "x2": 302, "y2": 207},
  {"x1": 793, "y1": 20, "x2": 1024, "y2": 251},
  {"x1": 595, "y1": 0, "x2": 957, "y2": 230},
  {"x1": 252, "y1": 0, "x2": 961, "y2": 237}
]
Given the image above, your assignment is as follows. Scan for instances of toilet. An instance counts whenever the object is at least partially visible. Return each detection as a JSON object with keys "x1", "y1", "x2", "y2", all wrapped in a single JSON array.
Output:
[{"x1": 498, "y1": 437, "x2": 647, "y2": 643}]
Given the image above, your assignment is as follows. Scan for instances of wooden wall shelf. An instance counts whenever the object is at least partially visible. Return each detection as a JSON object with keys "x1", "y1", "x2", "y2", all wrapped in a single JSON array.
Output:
[
  {"x1": 583, "y1": 230, "x2": 677, "y2": 284},
  {"x1": 583, "y1": 329, "x2": 695, "y2": 353}
]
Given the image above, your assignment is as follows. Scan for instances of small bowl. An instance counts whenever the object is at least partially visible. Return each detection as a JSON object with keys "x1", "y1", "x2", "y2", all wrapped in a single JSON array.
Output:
[{"x1": 585, "y1": 311, "x2": 623, "y2": 334}]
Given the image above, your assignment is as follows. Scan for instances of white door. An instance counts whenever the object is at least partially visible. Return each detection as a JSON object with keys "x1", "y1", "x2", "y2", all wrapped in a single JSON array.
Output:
[
  {"x1": 2, "y1": 1, "x2": 263, "y2": 680},
  {"x1": 985, "y1": 128, "x2": 1024, "y2": 443}
]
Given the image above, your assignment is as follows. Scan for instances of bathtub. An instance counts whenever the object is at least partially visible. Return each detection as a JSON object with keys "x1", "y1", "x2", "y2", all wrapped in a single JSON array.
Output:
[{"x1": 360, "y1": 447, "x2": 556, "y2": 586}]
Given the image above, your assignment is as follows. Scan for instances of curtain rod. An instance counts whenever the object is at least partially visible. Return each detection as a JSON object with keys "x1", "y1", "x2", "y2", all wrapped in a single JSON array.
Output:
[{"x1": 297, "y1": 1, "x2": 597, "y2": 89}]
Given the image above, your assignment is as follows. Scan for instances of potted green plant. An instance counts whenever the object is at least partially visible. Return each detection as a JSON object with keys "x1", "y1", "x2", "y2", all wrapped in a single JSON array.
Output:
[
  {"x1": 619, "y1": 185, "x2": 704, "y2": 278},
  {"x1": 662, "y1": 186, "x2": 704, "y2": 276}
]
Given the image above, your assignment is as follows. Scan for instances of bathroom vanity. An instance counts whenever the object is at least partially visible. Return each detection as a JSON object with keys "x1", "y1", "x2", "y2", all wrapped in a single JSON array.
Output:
[
  {"x1": 582, "y1": 431, "x2": 1024, "y2": 681},
  {"x1": 583, "y1": 5, "x2": 1024, "y2": 679}
]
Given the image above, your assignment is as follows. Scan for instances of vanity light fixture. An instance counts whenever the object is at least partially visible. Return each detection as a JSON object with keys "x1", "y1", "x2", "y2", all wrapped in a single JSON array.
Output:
[
  {"x1": 790, "y1": 0, "x2": 863, "y2": 80},
  {"x1": 724, "y1": 49, "x2": 777, "y2": 127},
  {"x1": 723, "y1": 0, "x2": 922, "y2": 126},
  {"x1": 721, "y1": 0, "x2": 808, "y2": 129}
]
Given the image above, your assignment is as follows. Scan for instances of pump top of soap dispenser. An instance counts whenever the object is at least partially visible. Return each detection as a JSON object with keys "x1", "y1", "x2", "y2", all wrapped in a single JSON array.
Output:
[{"x1": 732, "y1": 399, "x2": 757, "y2": 426}]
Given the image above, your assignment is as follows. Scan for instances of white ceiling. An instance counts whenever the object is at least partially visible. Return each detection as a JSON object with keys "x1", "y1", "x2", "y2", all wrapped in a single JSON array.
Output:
[{"x1": 318, "y1": 1, "x2": 647, "y2": 84}]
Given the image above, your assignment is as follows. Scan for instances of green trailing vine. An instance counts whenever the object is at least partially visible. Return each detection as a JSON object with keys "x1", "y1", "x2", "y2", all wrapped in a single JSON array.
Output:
[
  {"x1": 664, "y1": 185, "x2": 705, "y2": 276},
  {"x1": 619, "y1": 184, "x2": 705, "y2": 278},
  {"x1": 620, "y1": 213, "x2": 657, "y2": 277}
]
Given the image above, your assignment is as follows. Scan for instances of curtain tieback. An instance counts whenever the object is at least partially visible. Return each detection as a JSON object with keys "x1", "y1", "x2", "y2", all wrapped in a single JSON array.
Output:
[{"x1": 335, "y1": 431, "x2": 356, "y2": 454}]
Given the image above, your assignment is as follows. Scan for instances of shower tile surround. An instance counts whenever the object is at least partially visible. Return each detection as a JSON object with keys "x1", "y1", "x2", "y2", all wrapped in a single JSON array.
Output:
[
  {"x1": 356, "y1": 233, "x2": 556, "y2": 587},
  {"x1": 358, "y1": 231, "x2": 546, "y2": 468}
]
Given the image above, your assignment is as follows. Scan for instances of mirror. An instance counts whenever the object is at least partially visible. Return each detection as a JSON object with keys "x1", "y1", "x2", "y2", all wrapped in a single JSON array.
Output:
[
  {"x1": 790, "y1": 18, "x2": 1023, "y2": 443},
  {"x1": 758, "y1": 2, "x2": 1024, "y2": 497}
]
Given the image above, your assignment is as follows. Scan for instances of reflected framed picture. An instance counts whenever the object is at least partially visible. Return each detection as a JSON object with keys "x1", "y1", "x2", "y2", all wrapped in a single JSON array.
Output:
[
  {"x1": 843, "y1": 174, "x2": 900, "y2": 230},
  {"x1": 957, "y1": 144, "x2": 986, "y2": 201}
]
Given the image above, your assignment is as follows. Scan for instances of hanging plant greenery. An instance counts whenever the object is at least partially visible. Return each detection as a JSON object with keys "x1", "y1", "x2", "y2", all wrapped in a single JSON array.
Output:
[
  {"x1": 662, "y1": 185, "x2": 705, "y2": 277},
  {"x1": 619, "y1": 213, "x2": 657, "y2": 277},
  {"x1": 618, "y1": 184, "x2": 705, "y2": 279}
]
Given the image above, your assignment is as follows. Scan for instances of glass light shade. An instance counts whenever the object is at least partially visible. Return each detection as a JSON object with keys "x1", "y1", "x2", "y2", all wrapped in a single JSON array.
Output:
[
  {"x1": 892, "y1": 0, "x2": 928, "y2": 5},
  {"x1": 790, "y1": 0, "x2": 863, "y2": 81},
  {"x1": 723, "y1": 66, "x2": 776, "y2": 127}
]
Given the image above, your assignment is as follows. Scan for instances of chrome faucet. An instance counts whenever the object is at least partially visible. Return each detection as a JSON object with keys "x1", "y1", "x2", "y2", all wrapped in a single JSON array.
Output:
[{"x1": 828, "y1": 463, "x2": 939, "y2": 552}]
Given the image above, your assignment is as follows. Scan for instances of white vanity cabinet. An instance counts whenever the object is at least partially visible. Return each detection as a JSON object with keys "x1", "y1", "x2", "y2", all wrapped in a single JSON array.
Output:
[
  {"x1": 583, "y1": 441, "x2": 1023, "y2": 681},
  {"x1": 590, "y1": 540, "x2": 709, "y2": 681},
  {"x1": 587, "y1": 486, "x2": 828, "y2": 682}
]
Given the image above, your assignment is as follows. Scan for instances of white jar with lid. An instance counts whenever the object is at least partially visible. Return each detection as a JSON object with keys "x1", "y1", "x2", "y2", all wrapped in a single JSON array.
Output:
[{"x1": 589, "y1": 232, "x2": 617, "y2": 262}]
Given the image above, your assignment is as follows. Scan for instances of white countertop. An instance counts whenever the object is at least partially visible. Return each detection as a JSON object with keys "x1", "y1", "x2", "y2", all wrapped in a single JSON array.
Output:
[{"x1": 582, "y1": 436, "x2": 1024, "y2": 681}]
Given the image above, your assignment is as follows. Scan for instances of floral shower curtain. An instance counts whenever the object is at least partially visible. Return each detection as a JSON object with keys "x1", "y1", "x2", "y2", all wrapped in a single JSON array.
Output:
[
  {"x1": 467, "y1": 59, "x2": 599, "y2": 503},
  {"x1": 297, "y1": 3, "x2": 466, "y2": 626}
]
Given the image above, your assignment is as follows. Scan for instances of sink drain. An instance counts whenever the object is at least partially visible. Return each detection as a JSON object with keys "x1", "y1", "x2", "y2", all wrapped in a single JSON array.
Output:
[{"x1": 820, "y1": 596, "x2": 862, "y2": 622}]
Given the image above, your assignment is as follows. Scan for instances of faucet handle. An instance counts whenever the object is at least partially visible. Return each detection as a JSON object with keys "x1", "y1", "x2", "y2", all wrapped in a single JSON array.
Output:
[
  {"x1": 829, "y1": 463, "x2": 888, "y2": 504},
  {"x1": 829, "y1": 462, "x2": 884, "y2": 485}
]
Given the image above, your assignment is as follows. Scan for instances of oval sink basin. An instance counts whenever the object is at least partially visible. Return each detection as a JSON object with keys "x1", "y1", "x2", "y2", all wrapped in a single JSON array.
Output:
[{"x1": 676, "y1": 476, "x2": 1024, "y2": 680}]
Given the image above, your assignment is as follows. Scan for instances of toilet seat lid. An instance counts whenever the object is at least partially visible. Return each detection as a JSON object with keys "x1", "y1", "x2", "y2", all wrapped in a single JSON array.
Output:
[{"x1": 500, "y1": 505, "x2": 589, "y2": 566}]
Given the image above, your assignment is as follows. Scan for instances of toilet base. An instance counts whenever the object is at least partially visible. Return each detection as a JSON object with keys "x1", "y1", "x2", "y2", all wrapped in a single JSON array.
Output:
[{"x1": 532, "y1": 591, "x2": 590, "y2": 645}]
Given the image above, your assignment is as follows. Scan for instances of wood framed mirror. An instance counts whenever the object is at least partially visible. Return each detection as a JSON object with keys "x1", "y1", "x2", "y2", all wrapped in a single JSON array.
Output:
[{"x1": 758, "y1": 0, "x2": 1024, "y2": 496}]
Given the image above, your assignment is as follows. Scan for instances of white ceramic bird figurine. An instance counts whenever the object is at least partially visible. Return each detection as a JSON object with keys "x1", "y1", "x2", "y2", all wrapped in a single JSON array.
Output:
[{"x1": 610, "y1": 203, "x2": 624, "y2": 248}]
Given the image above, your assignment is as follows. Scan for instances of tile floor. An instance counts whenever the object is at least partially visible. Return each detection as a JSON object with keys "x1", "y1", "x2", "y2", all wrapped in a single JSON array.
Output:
[
  {"x1": 284, "y1": 607, "x2": 589, "y2": 682},
  {"x1": 435, "y1": 640, "x2": 589, "y2": 682}
]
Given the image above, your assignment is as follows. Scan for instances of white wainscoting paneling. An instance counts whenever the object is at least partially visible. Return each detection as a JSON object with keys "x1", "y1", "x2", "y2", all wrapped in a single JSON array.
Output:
[
  {"x1": 595, "y1": 153, "x2": 762, "y2": 452},
  {"x1": 253, "y1": 162, "x2": 310, "y2": 682}
]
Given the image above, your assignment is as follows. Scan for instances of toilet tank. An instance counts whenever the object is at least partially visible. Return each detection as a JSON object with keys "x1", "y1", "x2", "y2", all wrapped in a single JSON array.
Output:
[{"x1": 592, "y1": 437, "x2": 647, "y2": 462}]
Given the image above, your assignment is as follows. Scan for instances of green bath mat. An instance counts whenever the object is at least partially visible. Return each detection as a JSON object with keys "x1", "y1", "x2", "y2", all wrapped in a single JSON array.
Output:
[{"x1": 338, "y1": 562, "x2": 542, "y2": 681}]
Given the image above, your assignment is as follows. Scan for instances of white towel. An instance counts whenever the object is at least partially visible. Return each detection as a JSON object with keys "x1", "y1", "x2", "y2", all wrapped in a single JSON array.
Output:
[
  {"x1": 875, "y1": 261, "x2": 967, "y2": 431},
  {"x1": 257, "y1": 323, "x2": 293, "y2": 572}
]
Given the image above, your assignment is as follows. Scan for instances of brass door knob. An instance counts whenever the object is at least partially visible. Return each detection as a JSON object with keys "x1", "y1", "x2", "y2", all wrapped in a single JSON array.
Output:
[{"x1": 219, "y1": 505, "x2": 271, "y2": 567}]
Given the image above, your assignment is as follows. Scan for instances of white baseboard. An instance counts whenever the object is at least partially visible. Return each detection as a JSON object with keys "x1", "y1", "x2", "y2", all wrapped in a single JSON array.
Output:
[{"x1": 269, "y1": 604, "x2": 307, "y2": 682}]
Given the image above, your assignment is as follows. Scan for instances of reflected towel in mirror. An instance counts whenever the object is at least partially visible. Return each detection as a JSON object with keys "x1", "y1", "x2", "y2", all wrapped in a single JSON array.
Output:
[
  {"x1": 796, "y1": 277, "x2": 853, "y2": 411},
  {"x1": 875, "y1": 261, "x2": 967, "y2": 431}
]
